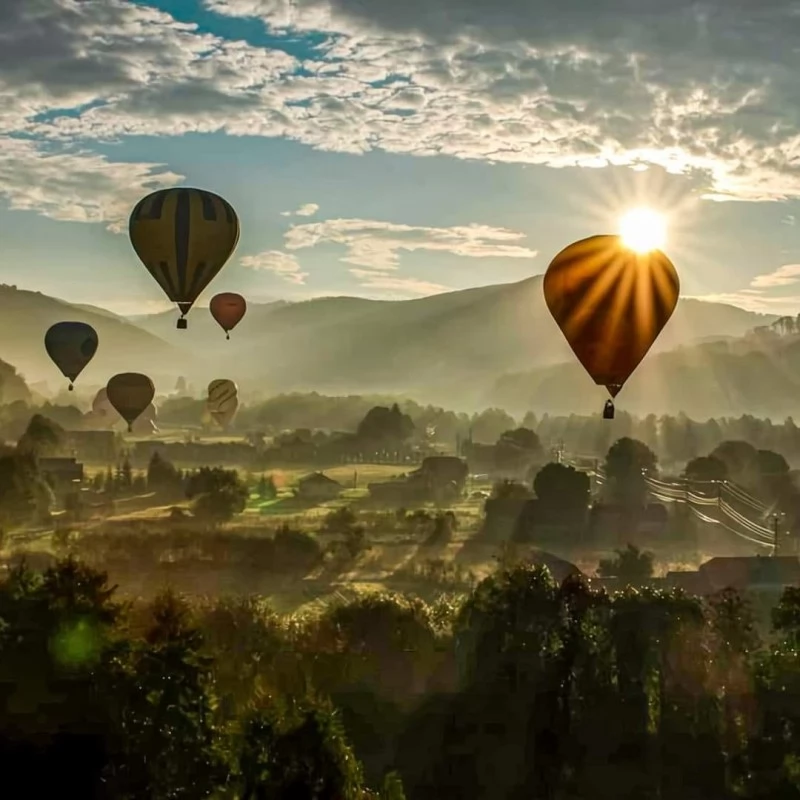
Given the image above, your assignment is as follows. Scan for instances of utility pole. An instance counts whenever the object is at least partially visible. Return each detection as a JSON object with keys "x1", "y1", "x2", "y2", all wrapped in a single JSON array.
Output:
[{"x1": 771, "y1": 512, "x2": 785, "y2": 556}]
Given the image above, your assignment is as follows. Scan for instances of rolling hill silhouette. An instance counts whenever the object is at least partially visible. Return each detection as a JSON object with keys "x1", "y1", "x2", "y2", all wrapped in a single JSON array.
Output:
[
  {"x1": 0, "y1": 284, "x2": 190, "y2": 392},
  {"x1": 489, "y1": 326, "x2": 800, "y2": 418},
  {"x1": 0, "y1": 277, "x2": 778, "y2": 409},
  {"x1": 130, "y1": 275, "x2": 776, "y2": 406}
]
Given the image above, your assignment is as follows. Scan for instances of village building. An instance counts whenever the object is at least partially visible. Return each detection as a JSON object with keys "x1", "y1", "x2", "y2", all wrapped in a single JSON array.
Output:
[{"x1": 295, "y1": 472, "x2": 342, "y2": 502}]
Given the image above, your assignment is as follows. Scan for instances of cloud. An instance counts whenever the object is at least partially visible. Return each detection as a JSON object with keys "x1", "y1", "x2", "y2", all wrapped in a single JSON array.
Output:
[
  {"x1": 0, "y1": 136, "x2": 183, "y2": 232},
  {"x1": 240, "y1": 250, "x2": 308, "y2": 283},
  {"x1": 348, "y1": 268, "x2": 448, "y2": 295},
  {"x1": 283, "y1": 218, "x2": 537, "y2": 270},
  {"x1": 751, "y1": 264, "x2": 800, "y2": 289},
  {"x1": 694, "y1": 263, "x2": 800, "y2": 314},
  {"x1": 281, "y1": 202, "x2": 320, "y2": 217},
  {"x1": 0, "y1": 0, "x2": 798, "y2": 225}
]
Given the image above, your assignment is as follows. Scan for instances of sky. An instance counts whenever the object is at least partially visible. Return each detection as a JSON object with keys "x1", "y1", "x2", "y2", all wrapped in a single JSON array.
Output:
[{"x1": 3, "y1": 0, "x2": 800, "y2": 316}]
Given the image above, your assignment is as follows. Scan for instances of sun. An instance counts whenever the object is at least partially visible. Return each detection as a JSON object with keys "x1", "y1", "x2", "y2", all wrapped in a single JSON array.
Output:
[{"x1": 619, "y1": 207, "x2": 667, "y2": 253}]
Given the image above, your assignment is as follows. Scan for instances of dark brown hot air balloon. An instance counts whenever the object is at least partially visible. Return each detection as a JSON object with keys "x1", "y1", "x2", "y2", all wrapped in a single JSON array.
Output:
[
  {"x1": 106, "y1": 373, "x2": 156, "y2": 433},
  {"x1": 210, "y1": 292, "x2": 246, "y2": 339},
  {"x1": 543, "y1": 234, "x2": 679, "y2": 418},
  {"x1": 44, "y1": 322, "x2": 98, "y2": 391}
]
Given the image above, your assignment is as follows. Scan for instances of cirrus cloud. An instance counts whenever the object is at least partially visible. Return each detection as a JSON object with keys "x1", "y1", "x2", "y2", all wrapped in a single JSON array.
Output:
[
  {"x1": 283, "y1": 218, "x2": 538, "y2": 270},
  {"x1": 281, "y1": 202, "x2": 320, "y2": 217},
  {"x1": 240, "y1": 249, "x2": 309, "y2": 284}
]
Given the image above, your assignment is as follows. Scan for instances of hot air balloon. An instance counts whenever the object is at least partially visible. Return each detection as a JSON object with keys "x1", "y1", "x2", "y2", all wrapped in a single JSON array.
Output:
[
  {"x1": 106, "y1": 373, "x2": 156, "y2": 433},
  {"x1": 128, "y1": 188, "x2": 240, "y2": 329},
  {"x1": 210, "y1": 292, "x2": 246, "y2": 339},
  {"x1": 207, "y1": 379, "x2": 238, "y2": 410},
  {"x1": 543, "y1": 234, "x2": 679, "y2": 418},
  {"x1": 44, "y1": 322, "x2": 98, "y2": 391},
  {"x1": 208, "y1": 394, "x2": 239, "y2": 429}
]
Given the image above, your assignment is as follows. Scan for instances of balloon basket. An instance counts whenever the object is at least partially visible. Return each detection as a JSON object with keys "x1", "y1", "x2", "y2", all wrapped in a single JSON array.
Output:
[
  {"x1": 603, "y1": 400, "x2": 615, "y2": 420},
  {"x1": 177, "y1": 318, "x2": 187, "y2": 329}
]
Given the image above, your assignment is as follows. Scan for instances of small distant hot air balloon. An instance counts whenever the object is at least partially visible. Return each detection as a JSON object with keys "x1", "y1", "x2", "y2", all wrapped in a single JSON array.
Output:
[
  {"x1": 128, "y1": 188, "x2": 240, "y2": 329},
  {"x1": 210, "y1": 292, "x2": 246, "y2": 339},
  {"x1": 207, "y1": 379, "x2": 238, "y2": 409},
  {"x1": 44, "y1": 322, "x2": 98, "y2": 391},
  {"x1": 208, "y1": 394, "x2": 239, "y2": 429},
  {"x1": 106, "y1": 373, "x2": 156, "y2": 433},
  {"x1": 543, "y1": 234, "x2": 679, "y2": 418}
]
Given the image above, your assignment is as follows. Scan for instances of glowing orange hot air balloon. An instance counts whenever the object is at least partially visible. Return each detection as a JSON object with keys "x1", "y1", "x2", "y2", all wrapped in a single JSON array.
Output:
[
  {"x1": 210, "y1": 292, "x2": 246, "y2": 339},
  {"x1": 543, "y1": 234, "x2": 679, "y2": 418}
]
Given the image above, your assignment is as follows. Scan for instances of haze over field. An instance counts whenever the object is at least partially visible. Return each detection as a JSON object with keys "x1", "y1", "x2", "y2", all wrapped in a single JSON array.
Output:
[{"x1": 0, "y1": 278, "x2": 782, "y2": 415}]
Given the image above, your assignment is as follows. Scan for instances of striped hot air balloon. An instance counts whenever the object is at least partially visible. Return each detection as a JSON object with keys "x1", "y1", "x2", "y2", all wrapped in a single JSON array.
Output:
[
  {"x1": 209, "y1": 394, "x2": 239, "y2": 429},
  {"x1": 128, "y1": 188, "x2": 240, "y2": 329},
  {"x1": 207, "y1": 379, "x2": 238, "y2": 410},
  {"x1": 543, "y1": 234, "x2": 679, "y2": 418}
]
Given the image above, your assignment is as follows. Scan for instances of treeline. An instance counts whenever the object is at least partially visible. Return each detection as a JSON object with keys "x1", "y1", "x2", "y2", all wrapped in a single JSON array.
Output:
[
  {"x1": 5, "y1": 557, "x2": 800, "y2": 798},
  {"x1": 9, "y1": 390, "x2": 800, "y2": 468}
]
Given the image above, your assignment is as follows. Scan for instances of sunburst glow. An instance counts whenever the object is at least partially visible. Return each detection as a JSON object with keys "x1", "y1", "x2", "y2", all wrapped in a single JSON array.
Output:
[{"x1": 619, "y1": 208, "x2": 667, "y2": 252}]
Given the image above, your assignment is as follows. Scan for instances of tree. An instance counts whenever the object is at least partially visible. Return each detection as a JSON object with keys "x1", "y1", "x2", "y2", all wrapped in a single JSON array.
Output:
[
  {"x1": 256, "y1": 474, "x2": 277, "y2": 500},
  {"x1": 102, "y1": 591, "x2": 224, "y2": 798},
  {"x1": 146, "y1": 452, "x2": 183, "y2": 497},
  {"x1": 16, "y1": 414, "x2": 64, "y2": 457},
  {"x1": 684, "y1": 455, "x2": 727, "y2": 483},
  {"x1": 121, "y1": 458, "x2": 133, "y2": 489},
  {"x1": 603, "y1": 437, "x2": 657, "y2": 507},
  {"x1": 495, "y1": 427, "x2": 543, "y2": 475},
  {"x1": 597, "y1": 544, "x2": 654, "y2": 585},
  {"x1": 186, "y1": 467, "x2": 248, "y2": 525},
  {"x1": 710, "y1": 440, "x2": 758, "y2": 488},
  {"x1": 470, "y1": 408, "x2": 516, "y2": 444},
  {"x1": 357, "y1": 405, "x2": 415, "y2": 444},
  {"x1": 533, "y1": 462, "x2": 590, "y2": 514}
]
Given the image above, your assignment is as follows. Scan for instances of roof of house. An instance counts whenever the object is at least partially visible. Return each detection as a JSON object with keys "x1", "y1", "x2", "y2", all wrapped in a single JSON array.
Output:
[
  {"x1": 700, "y1": 556, "x2": 800, "y2": 589},
  {"x1": 298, "y1": 471, "x2": 341, "y2": 487},
  {"x1": 39, "y1": 457, "x2": 81, "y2": 468}
]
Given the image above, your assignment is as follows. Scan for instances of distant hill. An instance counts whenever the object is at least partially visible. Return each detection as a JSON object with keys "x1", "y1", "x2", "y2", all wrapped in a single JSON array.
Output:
[
  {"x1": 0, "y1": 278, "x2": 778, "y2": 410},
  {"x1": 0, "y1": 357, "x2": 31, "y2": 405},
  {"x1": 0, "y1": 285, "x2": 191, "y2": 392},
  {"x1": 130, "y1": 275, "x2": 776, "y2": 407},
  {"x1": 488, "y1": 327, "x2": 800, "y2": 418}
]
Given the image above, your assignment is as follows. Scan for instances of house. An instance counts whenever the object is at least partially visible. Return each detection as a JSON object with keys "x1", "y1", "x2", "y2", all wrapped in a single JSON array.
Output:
[
  {"x1": 663, "y1": 556, "x2": 800, "y2": 596},
  {"x1": 65, "y1": 430, "x2": 118, "y2": 464},
  {"x1": 39, "y1": 457, "x2": 84, "y2": 486},
  {"x1": 296, "y1": 472, "x2": 342, "y2": 502},
  {"x1": 700, "y1": 556, "x2": 800, "y2": 593},
  {"x1": 39, "y1": 457, "x2": 84, "y2": 502}
]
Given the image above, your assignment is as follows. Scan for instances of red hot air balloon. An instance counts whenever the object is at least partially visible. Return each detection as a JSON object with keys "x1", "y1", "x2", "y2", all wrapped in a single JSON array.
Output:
[
  {"x1": 543, "y1": 234, "x2": 679, "y2": 418},
  {"x1": 210, "y1": 292, "x2": 246, "y2": 339}
]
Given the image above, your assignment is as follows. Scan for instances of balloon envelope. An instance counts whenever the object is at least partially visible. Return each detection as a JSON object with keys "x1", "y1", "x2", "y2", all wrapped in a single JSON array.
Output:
[
  {"x1": 207, "y1": 379, "x2": 238, "y2": 410},
  {"x1": 208, "y1": 394, "x2": 238, "y2": 428},
  {"x1": 106, "y1": 373, "x2": 156, "y2": 432},
  {"x1": 210, "y1": 292, "x2": 246, "y2": 337},
  {"x1": 44, "y1": 322, "x2": 98, "y2": 389},
  {"x1": 543, "y1": 234, "x2": 679, "y2": 397},
  {"x1": 128, "y1": 188, "x2": 240, "y2": 326}
]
